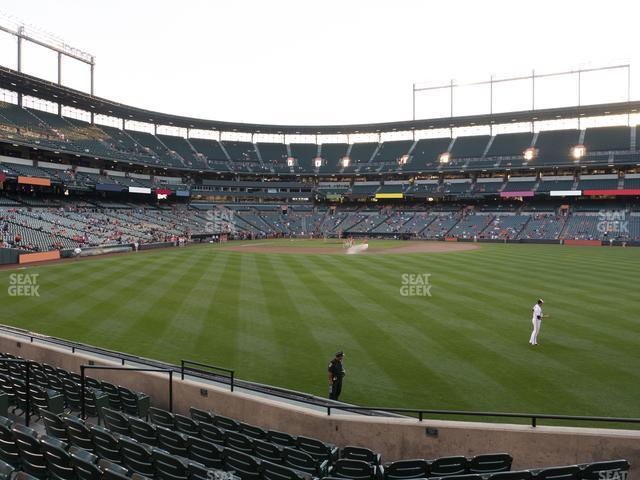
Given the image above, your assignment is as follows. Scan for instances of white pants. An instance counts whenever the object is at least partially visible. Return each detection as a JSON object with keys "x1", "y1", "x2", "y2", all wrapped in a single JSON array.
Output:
[{"x1": 529, "y1": 318, "x2": 541, "y2": 345}]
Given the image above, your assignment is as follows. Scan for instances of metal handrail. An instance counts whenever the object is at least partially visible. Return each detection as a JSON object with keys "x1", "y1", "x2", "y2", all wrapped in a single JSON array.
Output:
[
  {"x1": 325, "y1": 405, "x2": 640, "y2": 427},
  {"x1": 3, "y1": 325, "x2": 640, "y2": 429},
  {"x1": 79, "y1": 365, "x2": 173, "y2": 419},
  {"x1": 181, "y1": 360, "x2": 235, "y2": 392},
  {"x1": 0, "y1": 358, "x2": 32, "y2": 425}
]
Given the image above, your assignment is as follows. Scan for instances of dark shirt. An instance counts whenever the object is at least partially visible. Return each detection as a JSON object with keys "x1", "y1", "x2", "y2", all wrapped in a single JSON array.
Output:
[{"x1": 328, "y1": 359, "x2": 344, "y2": 381}]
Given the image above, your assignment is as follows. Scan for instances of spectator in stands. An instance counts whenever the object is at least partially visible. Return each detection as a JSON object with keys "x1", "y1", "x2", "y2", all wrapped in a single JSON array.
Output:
[{"x1": 328, "y1": 351, "x2": 346, "y2": 400}]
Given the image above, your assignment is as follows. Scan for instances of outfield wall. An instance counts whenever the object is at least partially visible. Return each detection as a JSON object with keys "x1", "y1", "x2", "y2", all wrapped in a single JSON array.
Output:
[{"x1": 1, "y1": 333, "x2": 638, "y2": 474}]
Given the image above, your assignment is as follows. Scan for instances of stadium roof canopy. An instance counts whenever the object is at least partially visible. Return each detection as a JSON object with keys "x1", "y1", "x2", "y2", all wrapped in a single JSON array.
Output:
[{"x1": 1, "y1": 66, "x2": 639, "y2": 135}]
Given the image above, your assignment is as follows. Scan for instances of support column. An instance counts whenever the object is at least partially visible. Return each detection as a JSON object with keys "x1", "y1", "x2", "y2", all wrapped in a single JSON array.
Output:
[
  {"x1": 17, "y1": 28, "x2": 23, "y2": 106},
  {"x1": 57, "y1": 52, "x2": 62, "y2": 116},
  {"x1": 90, "y1": 59, "x2": 95, "y2": 123}
]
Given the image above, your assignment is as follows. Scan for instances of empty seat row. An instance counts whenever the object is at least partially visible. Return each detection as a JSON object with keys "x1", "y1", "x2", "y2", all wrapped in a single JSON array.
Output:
[
  {"x1": 0, "y1": 355, "x2": 149, "y2": 420},
  {"x1": 40, "y1": 410, "x2": 320, "y2": 480}
]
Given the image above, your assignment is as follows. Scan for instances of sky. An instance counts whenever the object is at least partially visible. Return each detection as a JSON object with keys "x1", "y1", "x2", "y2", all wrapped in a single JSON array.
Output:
[{"x1": 0, "y1": 0, "x2": 638, "y2": 126}]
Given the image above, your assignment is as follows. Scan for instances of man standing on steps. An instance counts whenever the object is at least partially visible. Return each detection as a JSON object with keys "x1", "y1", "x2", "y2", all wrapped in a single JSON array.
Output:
[{"x1": 328, "y1": 351, "x2": 346, "y2": 400}]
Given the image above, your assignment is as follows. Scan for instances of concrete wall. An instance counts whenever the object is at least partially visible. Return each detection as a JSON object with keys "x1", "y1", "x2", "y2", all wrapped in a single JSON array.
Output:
[{"x1": 2, "y1": 333, "x2": 638, "y2": 475}]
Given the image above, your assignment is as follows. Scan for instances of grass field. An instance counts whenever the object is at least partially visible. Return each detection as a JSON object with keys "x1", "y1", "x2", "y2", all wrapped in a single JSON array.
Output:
[{"x1": 1, "y1": 239, "x2": 639, "y2": 421}]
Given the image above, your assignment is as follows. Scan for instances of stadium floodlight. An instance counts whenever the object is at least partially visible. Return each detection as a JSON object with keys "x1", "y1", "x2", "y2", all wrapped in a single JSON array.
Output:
[
  {"x1": 439, "y1": 152, "x2": 450, "y2": 164},
  {"x1": 287, "y1": 157, "x2": 296, "y2": 167},
  {"x1": 314, "y1": 157, "x2": 323, "y2": 168},
  {"x1": 523, "y1": 147, "x2": 538, "y2": 162},
  {"x1": 398, "y1": 154, "x2": 409, "y2": 165},
  {"x1": 341, "y1": 156, "x2": 351, "y2": 168},
  {"x1": 572, "y1": 145, "x2": 586, "y2": 160}
]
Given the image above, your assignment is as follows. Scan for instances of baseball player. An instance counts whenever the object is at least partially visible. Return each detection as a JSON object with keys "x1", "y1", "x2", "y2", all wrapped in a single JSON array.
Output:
[{"x1": 529, "y1": 299, "x2": 547, "y2": 346}]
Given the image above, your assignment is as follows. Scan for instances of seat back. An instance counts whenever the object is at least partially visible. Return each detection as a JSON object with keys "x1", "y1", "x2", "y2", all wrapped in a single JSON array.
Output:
[
  {"x1": 175, "y1": 414, "x2": 200, "y2": 437},
  {"x1": 198, "y1": 422, "x2": 226, "y2": 445},
  {"x1": 297, "y1": 435, "x2": 336, "y2": 462},
  {"x1": 384, "y1": 459, "x2": 429, "y2": 480},
  {"x1": 260, "y1": 460, "x2": 307, "y2": 480},
  {"x1": 118, "y1": 386, "x2": 150, "y2": 418},
  {"x1": 267, "y1": 430, "x2": 297, "y2": 448},
  {"x1": 89, "y1": 425, "x2": 122, "y2": 464},
  {"x1": 225, "y1": 431, "x2": 254, "y2": 454},
  {"x1": 240, "y1": 423, "x2": 267, "y2": 440},
  {"x1": 0, "y1": 417, "x2": 19, "y2": 466},
  {"x1": 63, "y1": 416, "x2": 94, "y2": 451},
  {"x1": 580, "y1": 461, "x2": 629, "y2": 480},
  {"x1": 341, "y1": 446, "x2": 381, "y2": 465},
  {"x1": 102, "y1": 408, "x2": 130, "y2": 435},
  {"x1": 40, "y1": 410, "x2": 68, "y2": 442},
  {"x1": 430, "y1": 456, "x2": 468, "y2": 477},
  {"x1": 128, "y1": 417, "x2": 158, "y2": 446},
  {"x1": 213, "y1": 414, "x2": 240, "y2": 431},
  {"x1": 0, "y1": 459, "x2": 15, "y2": 480},
  {"x1": 12, "y1": 424, "x2": 47, "y2": 479},
  {"x1": 150, "y1": 407, "x2": 175, "y2": 429},
  {"x1": 535, "y1": 466, "x2": 581, "y2": 480},
  {"x1": 223, "y1": 449, "x2": 260, "y2": 480},
  {"x1": 252, "y1": 439, "x2": 283, "y2": 463},
  {"x1": 156, "y1": 426, "x2": 188, "y2": 457},
  {"x1": 100, "y1": 383, "x2": 122, "y2": 410},
  {"x1": 62, "y1": 379, "x2": 82, "y2": 411},
  {"x1": 489, "y1": 471, "x2": 533, "y2": 480},
  {"x1": 331, "y1": 458, "x2": 375, "y2": 480},
  {"x1": 189, "y1": 407, "x2": 213, "y2": 424},
  {"x1": 469, "y1": 454, "x2": 512, "y2": 474},
  {"x1": 70, "y1": 449, "x2": 102, "y2": 480},
  {"x1": 40, "y1": 436, "x2": 75, "y2": 480},
  {"x1": 119, "y1": 437, "x2": 155, "y2": 477},
  {"x1": 152, "y1": 448, "x2": 190, "y2": 480},
  {"x1": 186, "y1": 437, "x2": 224, "y2": 470}
]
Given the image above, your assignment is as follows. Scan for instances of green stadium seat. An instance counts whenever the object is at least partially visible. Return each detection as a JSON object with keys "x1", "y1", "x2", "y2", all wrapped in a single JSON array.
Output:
[
  {"x1": 433, "y1": 475, "x2": 482, "y2": 480},
  {"x1": 261, "y1": 460, "x2": 308, "y2": 480},
  {"x1": 13, "y1": 472, "x2": 41, "y2": 480},
  {"x1": 63, "y1": 416, "x2": 94, "y2": 451},
  {"x1": 0, "y1": 417, "x2": 20, "y2": 467},
  {"x1": 341, "y1": 446, "x2": 381, "y2": 465},
  {"x1": 40, "y1": 436, "x2": 75, "y2": 480},
  {"x1": 185, "y1": 461, "x2": 215, "y2": 480},
  {"x1": 128, "y1": 416, "x2": 158, "y2": 446},
  {"x1": 152, "y1": 448, "x2": 190, "y2": 480},
  {"x1": 430, "y1": 456, "x2": 468, "y2": 477},
  {"x1": 83, "y1": 389, "x2": 109, "y2": 424},
  {"x1": 150, "y1": 407, "x2": 176, "y2": 429},
  {"x1": 240, "y1": 423, "x2": 268, "y2": 440},
  {"x1": 225, "y1": 431, "x2": 254, "y2": 455},
  {"x1": 282, "y1": 448, "x2": 328, "y2": 478},
  {"x1": 296, "y1": 435, "x2": 338, "y2": 463},
  {"x1": 156, "y1": 426, "x2": 188, "y2": 457},
  {"x1": 119, "y1": 436, "x2": 156, "y2": 477},
  {"x1": 267, "y1": 430, "x2": 297, "y2": 448},
  {"x1": 102, "y1": 408, "x2": 131, "y2": 436},
  {"x1": 99, "y1": 459, "x2": 134, "y2": 480},
  {"x1": 223, "y1": 448, "x2": 261, "y2": 480},
  {"x1": 69, "y1": 448, "x2": 102, "y2": 480},
  {"x1": 12, "y1": 423, "x2": 48, "y2": 479},
  {"x1": 252, "y1": 439, "x2": 284, "y2": 464},
  {"x1": 40, "y1": 410, "x2": 69, "y2": 442},
  {"x1": 468, "y1": 454, "x2": 512, "y2": 474},
  {"x1": 579, "y1": 460, "x2": 629, "y2": 480},
  {"x1": 118, "y1": 386, "x2": 150, "y2": 419},
  {"x1": 29, "y1": 385, "x2": 64, "y2": 417},
  {"x1": 89, "y1": 425, "x2": 122, "y2": 464},
  {"x1": 186, "y1": 437, "x2": 224, "y2": 470},
  {"x1": 189, "y1": 407, "x2": 213, "y2": 425},
  {"x1": 0, "y1": 459, "x2": 14, "y2": 480},
  {"x1": 329, "y1": 458, "x2": 377, "y2": 480},
  {"x1": 213, "y1": 414, "x2": 240, "y2": 431},
  {"x1": 84, "y1": 377, "x2": 102, "y2": 390},
  {"x1": 175, "y1": 414, "x2": 200, "y2": 437},
  {"x1": 534, "y1": 466, "x2": 581, "y2": 480},
  {"x1": 198, "y1": 423, "x2": 226, "y2": 446},
  {"x1": 100, "y1": 383, "x2": 122, "y2": 411},
  {"x1": 383, "y1": 459, "x2": 429, "y2": 480}
]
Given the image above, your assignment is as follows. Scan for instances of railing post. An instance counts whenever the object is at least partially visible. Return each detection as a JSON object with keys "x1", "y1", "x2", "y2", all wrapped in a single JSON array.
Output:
[
  {"x1": 169, "y1": 370, "x2": 173, "y2": 413},
  {"x1": 230, "y1": 371, "x2": 234, "y2": 392},
  {"x1": 327, "y1": 406, "x2": 331, "y2": 416},
  {"x1": 532, "y1": 416, "x2": 536, "y2": 427},
  {"x1": 419, "y1": 412, "x2": 423, "y2": 422},
  {"x1": 80, "y1": 365, "x2": 86, "y2": 420},
  {"x1": 25, "y1": 362, "x2": 30, "y2": 427},
  {"x1": 181, "y1": 361, "x2": 185, "y2": 381},
  {"x1": 121, "y1": 358, "x2": 125, "y2": 366}
]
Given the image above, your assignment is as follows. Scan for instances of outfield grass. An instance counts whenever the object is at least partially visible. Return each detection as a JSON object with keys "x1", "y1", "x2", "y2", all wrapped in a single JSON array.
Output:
[{"x1": 1, "y1": 240, "x2": 639, "y2": 421}]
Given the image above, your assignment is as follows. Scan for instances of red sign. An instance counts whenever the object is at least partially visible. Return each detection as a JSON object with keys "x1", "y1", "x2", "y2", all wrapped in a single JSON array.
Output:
[{"x1": 583, "y1": 189, "x2": 640, "y2": 196}]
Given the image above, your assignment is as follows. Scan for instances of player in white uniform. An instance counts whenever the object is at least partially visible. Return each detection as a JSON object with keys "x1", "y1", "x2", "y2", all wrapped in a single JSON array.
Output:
[{"x1": 529, "y1": 299, "x2": 545, "y2": 346}]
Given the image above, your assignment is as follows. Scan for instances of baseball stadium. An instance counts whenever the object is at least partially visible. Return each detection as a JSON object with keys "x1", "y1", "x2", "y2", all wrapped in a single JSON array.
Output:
[{"x1": 0, "y1": 3, "x2": 638, "y2": 480}]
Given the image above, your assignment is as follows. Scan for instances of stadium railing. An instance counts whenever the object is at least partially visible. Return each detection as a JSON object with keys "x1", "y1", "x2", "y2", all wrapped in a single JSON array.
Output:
[
  {"x1": 4, "y1": 324, "x2": 640, "y2": 429},
  {"x1": 181, "y1": 360, "x2": 235, "y2": 392}
]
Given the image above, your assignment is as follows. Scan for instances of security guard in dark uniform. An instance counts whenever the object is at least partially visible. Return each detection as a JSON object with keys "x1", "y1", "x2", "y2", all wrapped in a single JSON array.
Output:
[{"x1": 328, "y1": 351, "x2": 345, "y2": 400}]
